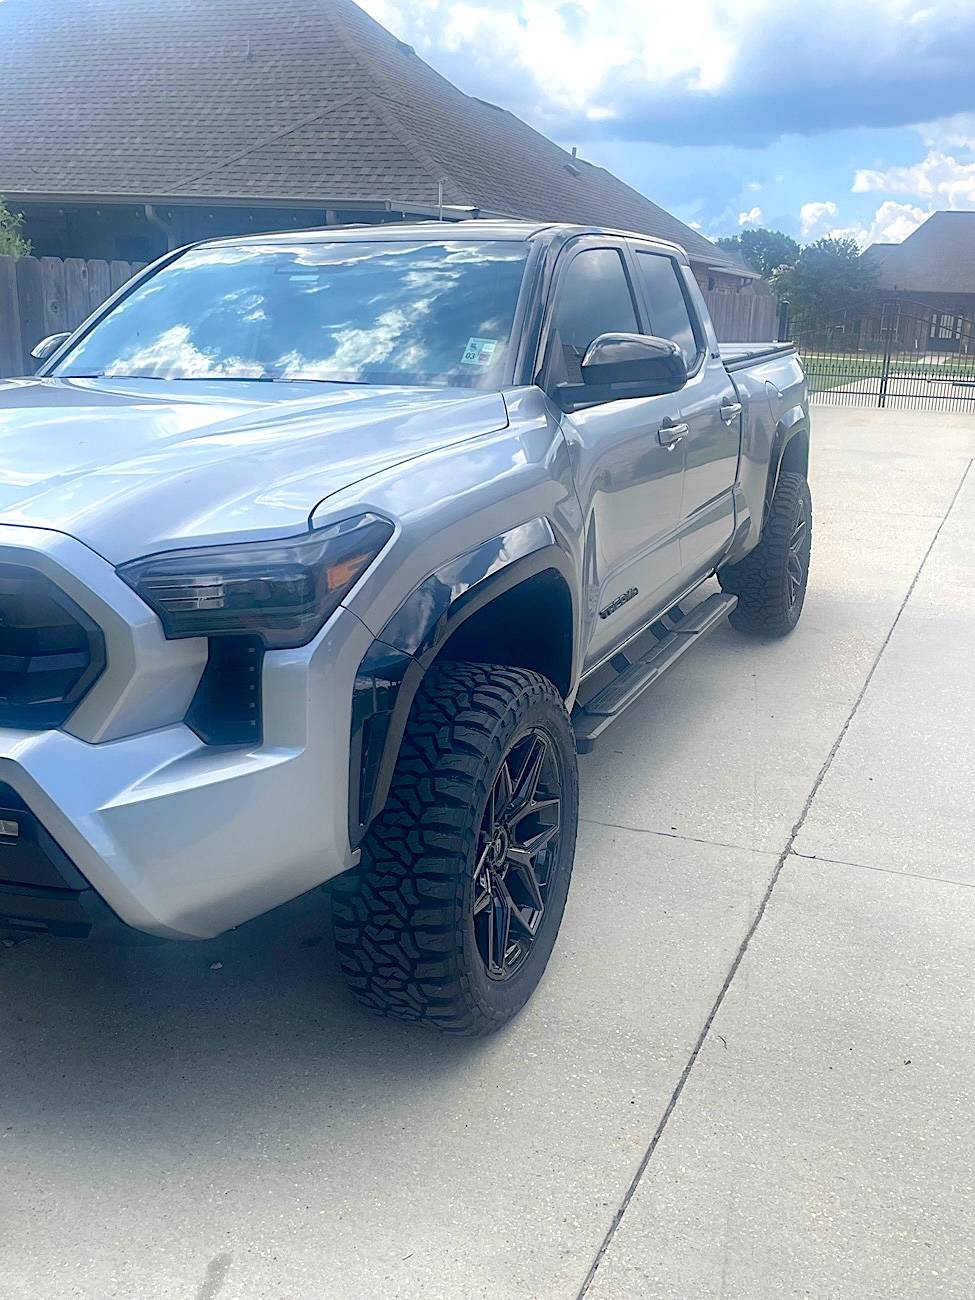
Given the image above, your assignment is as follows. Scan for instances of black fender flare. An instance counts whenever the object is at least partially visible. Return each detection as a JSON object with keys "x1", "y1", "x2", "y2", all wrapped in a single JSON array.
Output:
[
  {"x1": 348, "y1": 521, "x2": 576, "y2": 846},
  {"x1": 764, "y1": 405, "x2": 810, "y2": 519}
]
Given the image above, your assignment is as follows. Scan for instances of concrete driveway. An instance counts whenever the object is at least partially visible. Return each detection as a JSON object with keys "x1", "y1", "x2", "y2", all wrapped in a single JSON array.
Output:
[{"x1": 2, "y1": 408, "x2": 974, "y2": 1300}]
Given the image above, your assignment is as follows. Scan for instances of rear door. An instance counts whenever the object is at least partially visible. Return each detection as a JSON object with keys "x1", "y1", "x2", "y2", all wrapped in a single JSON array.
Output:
[
  {"x1": 540, "y1": 238, "x2": 687, "y2": 671},
  {"x1": 629, "y1": 246, "x2": 742, "y2": 577}
]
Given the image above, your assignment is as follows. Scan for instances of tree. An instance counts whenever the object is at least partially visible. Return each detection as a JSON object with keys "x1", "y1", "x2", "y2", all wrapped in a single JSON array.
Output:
[
  {"x1": 715, "y1": 227, "x2": 799, "y2": 280},
  {"x1": 770, "y1": 236, "x2": 878, "y2": 322},
  {"x1": 0, "y1": 197, "x2": 30, "y2": 256}
]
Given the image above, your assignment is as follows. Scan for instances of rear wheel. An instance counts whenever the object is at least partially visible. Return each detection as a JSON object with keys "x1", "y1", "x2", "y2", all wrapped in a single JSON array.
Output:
[
  {"x1": 719, "y1": 471, "x2": 812, "y2": 637},
  {"x1": 331, "y1": 663, "x2": 579, "y2": 1035}
]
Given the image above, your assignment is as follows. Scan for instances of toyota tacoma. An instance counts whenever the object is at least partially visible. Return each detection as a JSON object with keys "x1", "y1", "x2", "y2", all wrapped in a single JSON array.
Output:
[{"x1": 0, "y1": 221, "x2": 811, "y2": 1034}]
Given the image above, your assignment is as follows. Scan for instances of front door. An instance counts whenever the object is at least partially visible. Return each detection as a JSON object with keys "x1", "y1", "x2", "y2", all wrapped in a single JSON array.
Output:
[{"x1": 544, "y1": 241, "x2": 687, "y2": 672}]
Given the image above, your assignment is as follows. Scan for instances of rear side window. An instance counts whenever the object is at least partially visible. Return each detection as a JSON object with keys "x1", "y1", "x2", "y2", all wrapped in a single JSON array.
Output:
[
  {"x1": 548, "y1": 248, "x2": 640, "y2": 384},
  {"x1": 636, "y1": 251, "x2": 699, "y2": 366}
]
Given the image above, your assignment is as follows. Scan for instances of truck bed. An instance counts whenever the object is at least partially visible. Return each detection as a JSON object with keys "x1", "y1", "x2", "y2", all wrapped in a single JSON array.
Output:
[{"x1": 719, "y1": 341, "x2": 796, "y2": 371}]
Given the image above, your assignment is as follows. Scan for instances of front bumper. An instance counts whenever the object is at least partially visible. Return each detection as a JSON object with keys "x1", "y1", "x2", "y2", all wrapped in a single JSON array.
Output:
[{"x1": 0, "y1": 526, "x2": 370, "y2": 940}]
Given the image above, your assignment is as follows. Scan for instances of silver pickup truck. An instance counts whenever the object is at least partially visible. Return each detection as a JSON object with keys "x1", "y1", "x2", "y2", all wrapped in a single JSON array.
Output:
[{"x1": 0, "y1": 221, "x2": 810, "y2": 1034}]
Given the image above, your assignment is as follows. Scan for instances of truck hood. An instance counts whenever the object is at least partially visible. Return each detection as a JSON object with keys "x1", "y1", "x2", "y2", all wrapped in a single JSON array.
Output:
[{"x1": 0, "y1": 376, "x2": 509, "y2": 563}]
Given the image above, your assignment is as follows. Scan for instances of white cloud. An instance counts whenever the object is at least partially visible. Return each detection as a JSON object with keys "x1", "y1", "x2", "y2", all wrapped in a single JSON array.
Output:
[
  {"x1": 853, "y1": 150, "x2": 975, "y2": 208},
  {"x1": 916, "y1": 113, "x2": 975, "y2": 152},
  {"x1": 861, "y1": 200, "x2": 930, "y2": 244},
  {"x1": 806, "y1": 201, "x2": 930, "y2": 248},
  {"x1": 373, "y1": 0, "x2": 738, "y2": 121},
  {"x1": 799, "y1": 201, "x2": 838, "y2": 239},
  {"x1": 738, "y1": 206, "x2": 764, "y2": 226},
  {"x1": 357, "y1": 0, "x2": 975, "y2": 147}
]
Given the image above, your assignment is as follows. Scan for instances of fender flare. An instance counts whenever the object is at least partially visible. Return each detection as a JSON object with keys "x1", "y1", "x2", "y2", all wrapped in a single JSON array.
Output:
[
  {"x1": 348, "y1": 521, "x2": 576, "y2": 846},
  {"x1": 764, "y1": 405, "x2": 810, "y2": 518}
]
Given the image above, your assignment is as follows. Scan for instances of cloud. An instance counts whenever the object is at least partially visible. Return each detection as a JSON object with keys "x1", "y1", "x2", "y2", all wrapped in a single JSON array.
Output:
[
  {"x1": 359, "y1": 0, "x2": 975, "y2": 146},
  {"x1": 799, "y1": 201, "x2": 838, "y2": 239},
  {"x1": 853, "y1": 150, "x2": 975, "y2": 207},
  {"x1": 860, "y1": 201, "x2": 930, "y2": 243},
  {"x1": 801, "y1": 200, "x2": 929, "y2": 248},
  {"x1": 738, "y1": 206, "x2": 764, "y2": 226},
  {"x1": 916, "y1": 113, "x2": 975, "y2": 151}
]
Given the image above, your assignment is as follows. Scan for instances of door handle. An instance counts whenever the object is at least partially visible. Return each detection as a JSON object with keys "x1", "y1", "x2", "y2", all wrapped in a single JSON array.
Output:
[
  {"x1": 657, "y1": 421, "x2": 688, "y2": 449},
  {"x1": 720, "y1": 400, "x2": 743, "y2": 423}
]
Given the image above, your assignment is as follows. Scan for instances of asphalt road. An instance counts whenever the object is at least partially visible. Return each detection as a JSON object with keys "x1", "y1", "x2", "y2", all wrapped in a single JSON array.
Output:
[{"x1": 2, "y1": 407, "x2": 974, "y2": 1300}]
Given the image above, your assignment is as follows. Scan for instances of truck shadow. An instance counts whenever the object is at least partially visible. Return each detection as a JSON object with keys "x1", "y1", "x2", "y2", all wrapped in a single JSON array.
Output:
[{"x1": 0, "y1": 888, "x2": 488, "y2": 1156}]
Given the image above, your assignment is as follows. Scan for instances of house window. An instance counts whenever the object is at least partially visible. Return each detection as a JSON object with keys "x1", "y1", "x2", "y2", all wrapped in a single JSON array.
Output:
[{"x1": 930, "y1": 311, "x2": 960, "y2": 342}]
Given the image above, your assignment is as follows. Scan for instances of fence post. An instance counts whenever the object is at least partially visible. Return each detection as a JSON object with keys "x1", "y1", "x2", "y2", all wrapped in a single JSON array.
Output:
[
  {"x1": 878, "y1": 327, "x2": 892, "y2": 410},
  {"x1": 776, "y1": 300, "x2": 791, "y2": 342}
]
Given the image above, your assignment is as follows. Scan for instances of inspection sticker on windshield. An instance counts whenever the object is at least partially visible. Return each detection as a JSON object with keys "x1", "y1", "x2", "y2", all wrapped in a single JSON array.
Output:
[{"x1": 461, "y1": 337, "x2": 499, "y2": 367}]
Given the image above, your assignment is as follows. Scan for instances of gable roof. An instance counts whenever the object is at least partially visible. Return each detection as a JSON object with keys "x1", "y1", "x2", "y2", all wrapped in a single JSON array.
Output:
[
  {"x1": 0, "y1": 0, "x2": 753, "y2": 279},
  {"x1": 863, "y1": 212, "x2": 975, "y2": 295}
]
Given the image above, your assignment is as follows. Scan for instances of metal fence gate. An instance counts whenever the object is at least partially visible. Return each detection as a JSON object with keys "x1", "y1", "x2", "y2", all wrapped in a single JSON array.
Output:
[{"x1": 790, "y1": 301, "x2": 975, "y2": 412}]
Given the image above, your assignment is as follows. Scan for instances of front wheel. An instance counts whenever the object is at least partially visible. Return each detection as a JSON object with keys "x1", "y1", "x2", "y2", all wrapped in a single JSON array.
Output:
[
  {"x1": 331, "y1": 663, "x2": 579, "y2": 1035},
  {"x1": 719, "y1": 471, "x2": 812, "y2": 637}
]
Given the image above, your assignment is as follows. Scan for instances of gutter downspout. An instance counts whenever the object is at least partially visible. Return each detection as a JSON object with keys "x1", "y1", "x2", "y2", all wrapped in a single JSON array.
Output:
[{"x1": 144, "y1": 203, "x2": 177, "y2": 251}]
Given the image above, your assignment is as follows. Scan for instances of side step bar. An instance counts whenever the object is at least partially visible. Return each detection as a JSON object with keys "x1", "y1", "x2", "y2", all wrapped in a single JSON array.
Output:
[{"x1": 572, "y1": 593, "x2": 738, "y2": 754}]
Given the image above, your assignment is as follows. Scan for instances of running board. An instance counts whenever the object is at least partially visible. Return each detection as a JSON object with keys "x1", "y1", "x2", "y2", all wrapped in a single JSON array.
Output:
[{"x1": 572, "y1": 593, "x2": 738, "y2": 754}]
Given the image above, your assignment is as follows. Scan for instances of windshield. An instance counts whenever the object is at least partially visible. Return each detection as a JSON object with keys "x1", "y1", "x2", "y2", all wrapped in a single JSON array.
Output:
[{"x1": 52, "y1": 238, "x2": 529, "y2": 388}]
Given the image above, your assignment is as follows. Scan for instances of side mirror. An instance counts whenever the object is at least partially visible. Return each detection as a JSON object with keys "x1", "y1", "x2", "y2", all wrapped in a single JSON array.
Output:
[
  {"x1": 555, "y1": 333, "x2": 687, "y2": 413},
  {"x1": 31, "y1": 332, "x2": 71, "y2": 363}
]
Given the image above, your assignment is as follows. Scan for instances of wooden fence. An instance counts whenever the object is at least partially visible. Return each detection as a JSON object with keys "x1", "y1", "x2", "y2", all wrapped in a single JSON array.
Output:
[
  {"x1": 0, "y1": 254, "x2": 145, "y2": 378},
  {"x1": 1, "y1": 253, "x2": 780, "y2": 379},
  {"x1": 704, "y1": 287, "x2": 778, "y2": 343}
]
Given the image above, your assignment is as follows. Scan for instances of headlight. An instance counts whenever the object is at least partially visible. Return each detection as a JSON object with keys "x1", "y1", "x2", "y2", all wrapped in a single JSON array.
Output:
[{"x1": 118, "y1": 514, "x2": 393, "y2": 649}]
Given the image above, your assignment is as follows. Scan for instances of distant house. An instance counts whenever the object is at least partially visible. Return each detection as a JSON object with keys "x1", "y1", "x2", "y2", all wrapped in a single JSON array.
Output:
[
  {"x1": 0, "y1": 0, "x2": 754, "y2": 295},
  {"x1": 862, "y1": 212, "x2": 975, "y2": 353}
]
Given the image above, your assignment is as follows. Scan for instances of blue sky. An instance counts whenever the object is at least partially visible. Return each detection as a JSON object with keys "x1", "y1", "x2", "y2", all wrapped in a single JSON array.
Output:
[{"x1": 360, "y1": 0, "x2": 975, "y2": 247}]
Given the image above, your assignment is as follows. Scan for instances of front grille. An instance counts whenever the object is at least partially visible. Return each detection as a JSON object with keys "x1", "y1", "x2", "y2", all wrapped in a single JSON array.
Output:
[{"x1": 0, "y1": 564, "x2": 106, "y2": 728}]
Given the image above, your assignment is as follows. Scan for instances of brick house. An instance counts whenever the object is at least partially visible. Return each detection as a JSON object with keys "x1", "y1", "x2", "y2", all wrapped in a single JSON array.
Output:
[
  {"x1": 862, "y1": 212, "x2": 975, "y2": 353},
  {"x1": 0, "y1": 0, "x2": 756, "y2": 296}
]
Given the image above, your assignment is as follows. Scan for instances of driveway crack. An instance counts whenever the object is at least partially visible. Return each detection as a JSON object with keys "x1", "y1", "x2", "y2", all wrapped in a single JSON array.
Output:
[{"x1": 575, "y1": 456, "x2": 973, "y2": 1298}]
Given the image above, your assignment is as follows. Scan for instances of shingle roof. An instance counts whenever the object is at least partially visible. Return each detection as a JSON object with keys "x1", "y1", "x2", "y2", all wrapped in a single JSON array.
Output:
[
  {"x1": 0, "y1": 0, "x2": 754, "y2": 278},
  {"x1": 863, "y1": 212, "x2": 975, "y2": 295}
]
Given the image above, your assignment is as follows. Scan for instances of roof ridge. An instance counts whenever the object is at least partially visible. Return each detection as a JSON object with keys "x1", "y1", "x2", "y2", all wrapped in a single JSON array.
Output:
[
  {"x1": 168, "y1": 87, "x2": 369, "y2": 194},
  {"x1": 166, "y1": 0, "x2": 416, "y2": 196},
  {"x1": 368, "y1": 92, "x2": 473, "y2": 208}
]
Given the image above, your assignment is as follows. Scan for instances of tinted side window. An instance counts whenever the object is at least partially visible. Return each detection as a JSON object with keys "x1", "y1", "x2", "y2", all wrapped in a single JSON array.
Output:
[
  {"x1": 636, "y1": 252, "x2": 699, "y2": 365},
  {"x1": 550, "y1": 248, "x2": 639, "y2": 384}
]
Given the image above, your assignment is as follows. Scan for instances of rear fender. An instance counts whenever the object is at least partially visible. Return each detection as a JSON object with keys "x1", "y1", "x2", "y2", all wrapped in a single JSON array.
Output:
[{"x1": 765, "y1": 406, "x2": 810, "y2": 515}]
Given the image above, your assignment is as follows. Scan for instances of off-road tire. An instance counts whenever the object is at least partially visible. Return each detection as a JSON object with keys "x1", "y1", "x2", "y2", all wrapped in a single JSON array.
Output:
[
  {"x1": 330, "y1": 663, "x2": 579, "y2": 1035},
  {"x1": 719, "y1": 471, "x2": 812, "y2": 637}
]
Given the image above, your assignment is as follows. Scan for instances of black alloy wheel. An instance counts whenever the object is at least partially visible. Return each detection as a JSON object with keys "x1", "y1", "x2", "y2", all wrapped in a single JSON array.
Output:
[
  {"x1": 787, "y1": 495, "x2": 808, "y2": 610},
  {"x1": 473, "y1": 728, "x2": 563, "y2": 981}
]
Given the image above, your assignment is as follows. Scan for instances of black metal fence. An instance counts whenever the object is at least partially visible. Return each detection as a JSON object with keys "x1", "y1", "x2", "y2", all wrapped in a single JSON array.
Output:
[{"x1": 789, "y1": 301, "x2": 975, "y2": 412}]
